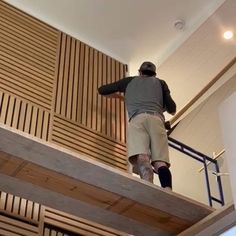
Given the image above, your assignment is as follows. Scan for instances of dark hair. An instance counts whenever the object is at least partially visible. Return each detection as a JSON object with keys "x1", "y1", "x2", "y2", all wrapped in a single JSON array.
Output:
[{"x1": 139, "y1": 61, "x2": 156, "y2": 76}]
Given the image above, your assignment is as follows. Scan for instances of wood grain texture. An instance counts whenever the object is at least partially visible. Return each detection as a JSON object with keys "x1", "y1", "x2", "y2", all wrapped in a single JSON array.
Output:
[
  {"x1": 178, "y1": 203, "x2": 235, "y2": 236},
  {"x1": 54, "y1": 33, "x2": 127, "y2": 142},
  {"x1": 0, "y1": 92, "x2": 51, "y2": 140},
  {"x1": 52, "y1": 114, "x2": 127, "y2": 171},
  {"x1": 0, "y1": 1, "x2": 59, "y2": 111},
  {"x1": 0, "y1": 125, "x2": 214, "y2": 236}
]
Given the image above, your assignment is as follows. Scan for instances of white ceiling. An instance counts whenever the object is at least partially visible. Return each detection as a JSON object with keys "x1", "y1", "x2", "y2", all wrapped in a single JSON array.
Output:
[{"x1": 4, "y1": 0, "x2": 236, "y2": 118}]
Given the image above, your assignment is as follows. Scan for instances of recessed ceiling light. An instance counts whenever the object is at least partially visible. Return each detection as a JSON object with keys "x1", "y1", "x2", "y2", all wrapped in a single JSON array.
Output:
[{"x1": 223, "y1": 31, "x2": 233, "y2": 40}]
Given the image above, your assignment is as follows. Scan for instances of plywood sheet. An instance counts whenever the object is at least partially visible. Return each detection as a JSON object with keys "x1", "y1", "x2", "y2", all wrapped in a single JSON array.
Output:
[{"x1": 0, "y1": 124, "x2": 214, "y2": 236}]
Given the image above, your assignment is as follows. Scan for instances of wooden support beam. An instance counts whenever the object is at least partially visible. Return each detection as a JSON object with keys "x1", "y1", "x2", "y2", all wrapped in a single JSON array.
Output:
[
  {"x1": 0, "y1": 124, "x2": 214, "y2": 236},
  {"x1": 178, "y1": 203, "x2": 235, "y2": 236}
]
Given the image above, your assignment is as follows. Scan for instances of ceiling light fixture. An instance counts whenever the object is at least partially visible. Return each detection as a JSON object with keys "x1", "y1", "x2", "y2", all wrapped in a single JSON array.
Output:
[
  {"x1": 174, "y1": 19, "x2": 185, "y2": 31},
  {"x1": 223, "y1": 31, "x2": 233, "y2": 40}
]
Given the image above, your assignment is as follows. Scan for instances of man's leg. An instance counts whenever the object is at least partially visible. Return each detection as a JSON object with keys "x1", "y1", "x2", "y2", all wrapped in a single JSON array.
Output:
[
  {"x1": 152, "y1": 161, "x2": 172, "y2": 189},
  {"x1": 137, "y1": 154, "x2": 153, "y2": 183}
]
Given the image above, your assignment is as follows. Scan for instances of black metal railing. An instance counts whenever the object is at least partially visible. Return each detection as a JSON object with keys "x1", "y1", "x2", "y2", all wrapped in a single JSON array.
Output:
[{"x1": 168, "y1": 137, "x2": 225, "y2": 207}]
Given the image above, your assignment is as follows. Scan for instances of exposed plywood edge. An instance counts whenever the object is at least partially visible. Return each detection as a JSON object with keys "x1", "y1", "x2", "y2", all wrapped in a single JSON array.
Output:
[
  {"x1": 0, "y1": 124, "x2": 214, "y2": 235},
  {"x1": 178, "y1": 203, "x2": 235, "y2": 236}
]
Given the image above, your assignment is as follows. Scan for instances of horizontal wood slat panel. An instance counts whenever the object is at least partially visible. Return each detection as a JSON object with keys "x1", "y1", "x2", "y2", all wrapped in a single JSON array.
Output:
[
  {"x1": 54, "y1": 33, "x2": 127, "y2": 143},
  {"x1": 0, "y1": 1, "x2": 58, "y2": 113},
  {"x1": 0, "y1": 1, "x2": 58, "y2": 38},
  {"x1": 0, "y1": 92, "x2": 51, "y2": 140},
  {"x1": 0, "y1": 214, "x2": 39, "y2": 236},
  {"x1": 52, "y1": 114, "x2": 127, "y2": 171},
  {"x1": 0, "y1": 12, "x2": 57, "y2": 48},
  {"x1": 0, "y1": 28, "x2": 57, "y2": 61},
  {"x1": 44, "y1": 208, "x2": 128, "y2": 236}
]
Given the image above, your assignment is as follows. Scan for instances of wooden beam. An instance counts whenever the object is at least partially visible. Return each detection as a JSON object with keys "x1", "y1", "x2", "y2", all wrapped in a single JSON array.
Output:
[
  {"x1": 178, "y1": 203, "x2": 235, "y2": 236},
  {"x1": 170, "y1": 57, "x2": 236, "y2": 125},
  {"x1": 0, "y1": 124, "x2": 214, "y2": 236}
]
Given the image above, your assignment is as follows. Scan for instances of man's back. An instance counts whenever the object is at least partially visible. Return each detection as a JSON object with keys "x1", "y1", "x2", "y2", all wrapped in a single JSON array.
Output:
[{"x1": 125, "y1": 76, "x2": 164, "y2": 121}]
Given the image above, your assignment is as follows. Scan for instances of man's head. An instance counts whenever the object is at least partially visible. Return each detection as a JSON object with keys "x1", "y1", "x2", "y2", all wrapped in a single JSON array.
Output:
[{"x1": 139, "y1": 61, "x2": 156, "y2": 76}]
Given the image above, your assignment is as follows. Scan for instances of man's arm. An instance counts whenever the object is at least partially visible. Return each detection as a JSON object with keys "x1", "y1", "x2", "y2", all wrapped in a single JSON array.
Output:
[
  {"x1": 160, "y1": 80, "x2": 176, "y2": 115},
  {"x1": 98, "y1": 77, "x2": 133, "y2": 99}
]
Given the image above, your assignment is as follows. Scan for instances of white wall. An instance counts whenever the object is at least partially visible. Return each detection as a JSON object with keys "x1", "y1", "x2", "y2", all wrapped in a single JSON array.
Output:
[
  {"x1": 165, "y1": 73, "x2": 236, "y2": 207},
  {"x1": 219, "y1": 92, "x2": 236, "y2": 206}
]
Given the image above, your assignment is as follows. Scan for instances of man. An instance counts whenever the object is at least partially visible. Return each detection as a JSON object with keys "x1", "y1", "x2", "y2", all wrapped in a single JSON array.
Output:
[{"x1": 98, "y1": 61, "x2": 176, "y2": 189}]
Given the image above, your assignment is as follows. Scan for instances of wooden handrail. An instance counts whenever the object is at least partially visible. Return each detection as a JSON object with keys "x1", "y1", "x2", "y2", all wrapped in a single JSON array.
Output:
[{"x1": 170, "y1": 56, "x2": 236, "y2": 125}]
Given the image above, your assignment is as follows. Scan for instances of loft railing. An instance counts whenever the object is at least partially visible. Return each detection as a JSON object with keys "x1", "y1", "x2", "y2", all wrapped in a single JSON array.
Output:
[{"x1": 168, "y1": 136, "x2": 225, "y2": 207}]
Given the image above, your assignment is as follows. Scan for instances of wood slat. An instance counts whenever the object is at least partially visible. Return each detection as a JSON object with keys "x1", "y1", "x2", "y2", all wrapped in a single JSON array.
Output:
[
  {"x1": 0, "y1": 28, "x2": 56, "y2": 61},
  {"x1": 0, "y1": 1, "x2": 58, "y2": 38},
  {"x1": 0, "y1": 214, "x2": 38, "y2": 235},
  {"x1": 54, "y1": 115, "x2": 126, "y2": 155},
  {"x1": 0, "y1": 92, "x2": 50, "y2": 140},
  {"x1": 0, "y1": 60, "x2": 54, "y2": 89},
  {"x1": 0, "y1": 12, "x2": 57, "y2": 48},
  {"x1": 0, "y1": 41, "x2": 55, "y2": 73},
  {"x1": 44, "y1": 208, "x2": 128, "y2": 236},
  {"x1": 0, "y1": 12, "x2": 57, "y2": 52}
]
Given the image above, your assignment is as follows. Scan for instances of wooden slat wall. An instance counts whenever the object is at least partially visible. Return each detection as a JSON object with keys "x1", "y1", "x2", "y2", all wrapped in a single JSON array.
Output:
[
  {"x1": 0, "y1": 1, "x2": 58, "y2": 111},
  {"x1": 0, "y1": 214, "x2": 39, "y2": 236},
  {"x1": 0, "y1": 1, "x2": 129, "y2": 235},
  {"x1": 0, "y1": 91, "x2": 51, "y2": 140},
  {"x1": 54, "y1": 33, "x2": 127, "y2": 142},
  {"x1": 0, "y1": 0, "x2": 127, "y2": 171},
  {"x1": 0, "y1": 191, "x2": 128, "y2": 236},
  {"x1": 44, "y1": 208, "x2": 128, "y2": 236},
  {"x1": 52, "y1": 114, "x2": 127, "y2": 170},
  {"x1": 0, "y1": 191, "x2": 41, "y2": 223}
]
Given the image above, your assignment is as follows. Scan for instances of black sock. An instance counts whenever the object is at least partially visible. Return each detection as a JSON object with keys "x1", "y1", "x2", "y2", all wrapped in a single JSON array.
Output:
[{"x1": 158, "y1": 166, "x2": 172, "y2": 188}]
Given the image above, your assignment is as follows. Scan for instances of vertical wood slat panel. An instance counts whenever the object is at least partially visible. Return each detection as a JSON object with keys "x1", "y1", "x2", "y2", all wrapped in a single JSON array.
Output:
[
  {"x1": 77, "y1": 42, "x2": 85, "y2": 122},
  {"x1": 81, "y1": 45, "x2": 89, "y2": 126},
  {"x1": 102, "y1": 54, "x2": 107, "y2": 134},
  {"x1": 105, "y1": 57, "x2": 112, "y2": 137},
  {"x1": 120, "y1": 64, "x2": 126, "y2": 143},
  {"x1": 92, "y1": 50, "x2": 98, "y2": 130},
  {"x1": 0, "y1": 191, "x2": 41, "y2": 222},
  {"x1": 0, "y1": 91, "x2": 51, "y2": 141},
  {"x1": 97, "y1": 51, "x2": 103, "y2": 133},
  {"x1": 66, "y1": 37, "x2": 76, "y2": 119},
  {"x1": 71, "y1": 40, "x2": 80, "y2": 121},
  {"x1": 87, "y1": 47, "x2": 94, "y2": 128},
  {"x1": 54, "y1": 33, "x2": 126, "y2": 143},
  {"x1": 111, "y1": 59, "x2": 116, "y2": 139},
  {"x1": 55, "y1": 33, "x2": 66, "y2": 114}
]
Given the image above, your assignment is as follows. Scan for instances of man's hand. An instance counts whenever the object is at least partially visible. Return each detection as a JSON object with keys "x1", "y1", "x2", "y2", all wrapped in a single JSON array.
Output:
[
  {"x1": 104, "y1": 93, "x2": 124, "y2": 101},
  {"x1": 164, "y1": 121, "x2": 171, "y2": 130}
]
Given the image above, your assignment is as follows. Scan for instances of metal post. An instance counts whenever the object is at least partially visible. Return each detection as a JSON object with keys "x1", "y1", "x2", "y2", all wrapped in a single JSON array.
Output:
[
  {"x1": 203, "y1": 157, "x2": 213, "y2": 207},
  {"x1": 214, "y1": 161, "x2": 225, "y2": 206}
]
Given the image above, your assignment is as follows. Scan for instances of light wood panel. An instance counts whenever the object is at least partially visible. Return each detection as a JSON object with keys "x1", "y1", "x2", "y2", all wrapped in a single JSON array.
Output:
[
  {"x1": 54, "y1": 33, "x2": 127, "y2": 143},
  {"x1": 178, "y1": 203, "x2": 235, "y2": 236},
  {"x1": 0, "y1": 0, "x2": 127, "y2": 172},
  {"x1": 0, "y1": 214, "x2": 39, "y2": 236},
  {"x1": 44, "y1": 208, "x2": 128, "y2": 236},
  {"x1": 0, "y1": 0, "x2": 58, "y2": 111},
  {"x1": 0, "y1": 192, "x2": 41, "y2": 223},
  {"x1": 51, "y1": 114, "x2": 127, "y2": 171},
  {"x1": 0, "y1": 91, "x2": 51, "y2": 140}
]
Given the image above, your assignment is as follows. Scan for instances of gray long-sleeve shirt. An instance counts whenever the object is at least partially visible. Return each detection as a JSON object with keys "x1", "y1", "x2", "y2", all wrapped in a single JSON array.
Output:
[{"x1": 98, "y1": 75, "x2": 176, "y2": 120}]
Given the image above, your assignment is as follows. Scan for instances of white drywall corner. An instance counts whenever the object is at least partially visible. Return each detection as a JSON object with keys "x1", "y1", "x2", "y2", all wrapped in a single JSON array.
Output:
[{"x1": 219, "y1": 91, "x2": 236, "y2": 206}]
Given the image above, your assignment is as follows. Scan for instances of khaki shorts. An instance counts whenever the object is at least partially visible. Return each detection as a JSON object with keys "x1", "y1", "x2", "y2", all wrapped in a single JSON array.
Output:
[{"x1": 127, "y1": 113, "x2": 170, "y2": 166}]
